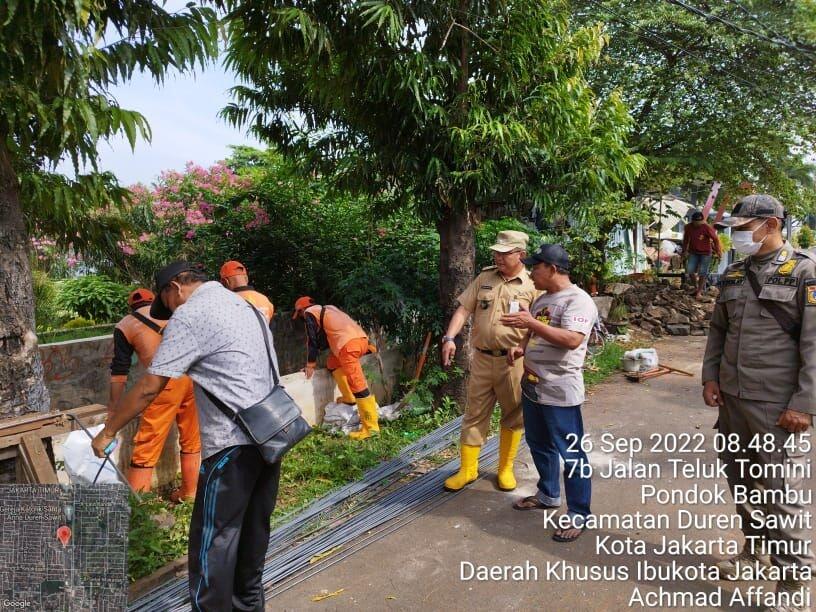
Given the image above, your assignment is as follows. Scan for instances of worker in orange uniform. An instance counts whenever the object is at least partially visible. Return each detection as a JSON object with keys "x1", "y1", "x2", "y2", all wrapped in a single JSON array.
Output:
[
  {"x1": 220, "y1": 260, "x2": 275, "y2": 325},
  {"x1": 292, "y1": 297, "x2": 379, "y2": 440},
  {"x1": 109, "y1": 288, "x2": 201, "y2": 501}
]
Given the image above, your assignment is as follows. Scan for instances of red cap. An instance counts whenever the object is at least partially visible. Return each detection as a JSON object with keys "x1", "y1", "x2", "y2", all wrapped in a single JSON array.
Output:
[
  {"x1": 292, "y1": 296, "x2": 315, "y2": 319},
  {"x1": 128, "y1": 288, "x2": 155, "y2": 308},
  {"x1": 220, "y1": 260, "x2": 247, "y2": 281}
]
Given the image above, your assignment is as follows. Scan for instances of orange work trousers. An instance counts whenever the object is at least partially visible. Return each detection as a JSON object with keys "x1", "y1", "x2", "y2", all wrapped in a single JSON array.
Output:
[
  {"x1": 326, "y1": 337, "x2": 373, "y2": 395},
  {"x1": 131, "y1": 375, "x2": 200, "y2": 468}
]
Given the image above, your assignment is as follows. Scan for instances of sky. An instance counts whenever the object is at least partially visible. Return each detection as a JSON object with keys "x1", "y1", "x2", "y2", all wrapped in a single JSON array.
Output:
[
  {"x1": 81, "y1": 64, "x2": 263, "y2": 187},
  {"x1": 58, "y1": 1, "x2": 263, "y2": 187}
]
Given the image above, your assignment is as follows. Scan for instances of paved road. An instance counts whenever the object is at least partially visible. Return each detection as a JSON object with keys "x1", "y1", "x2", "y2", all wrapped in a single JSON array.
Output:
[{"x1": 269, "y1": 337, "x2": 814, "y2": 611}]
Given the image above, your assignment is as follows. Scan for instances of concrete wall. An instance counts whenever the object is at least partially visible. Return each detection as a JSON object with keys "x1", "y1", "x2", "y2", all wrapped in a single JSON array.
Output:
[
  {"x1": 37, "y1": 328, "x2": 405, "y2": 490},
  {"x1": 38, "y1": 319, "x2": 316, "y2": 411},
  {"x1": 40, "y1": 336, "x2": 115, "y2": 411}
]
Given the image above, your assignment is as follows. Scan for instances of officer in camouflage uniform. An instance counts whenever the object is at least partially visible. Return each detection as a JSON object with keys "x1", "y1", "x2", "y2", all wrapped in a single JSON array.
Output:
[{"x1": 702, "y1": 195, "x2": 815, "y2": 612}]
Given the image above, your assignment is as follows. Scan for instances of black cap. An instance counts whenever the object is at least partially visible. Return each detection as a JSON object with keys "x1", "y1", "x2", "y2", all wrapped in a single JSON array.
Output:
[
  {"x1": 150, "y1": 261, "x2": 203, "y2": 320},
  {"x1": 691, "y1": 211, "x2": 704, "y2": 221},
  {"x1": 522, "y1": 243, "x2": 570, "y2": 271}
]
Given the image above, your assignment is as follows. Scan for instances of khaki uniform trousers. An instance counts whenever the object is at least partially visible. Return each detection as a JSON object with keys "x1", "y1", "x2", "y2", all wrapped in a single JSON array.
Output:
[
  {"x1": 461, "y1": 351, "x2": 524, "y2": 446},
  {"x1": 719, "y1": 392, "x2": 813, "y2": 570}
]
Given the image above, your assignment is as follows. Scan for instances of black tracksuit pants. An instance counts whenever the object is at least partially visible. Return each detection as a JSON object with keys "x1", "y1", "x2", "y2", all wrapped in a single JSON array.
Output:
[{"x1": 188, "y1": 445, "x2": 281, "y2": 611}]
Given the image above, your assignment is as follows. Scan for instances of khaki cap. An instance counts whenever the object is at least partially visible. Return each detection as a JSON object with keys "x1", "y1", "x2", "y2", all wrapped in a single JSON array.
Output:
[{"x1": 489, "y1": 230, "x2": 529, "y2": 253}]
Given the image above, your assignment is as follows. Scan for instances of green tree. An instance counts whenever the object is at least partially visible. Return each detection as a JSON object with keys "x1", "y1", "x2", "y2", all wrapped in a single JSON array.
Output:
[
  {"x1": 0, "y1": 2, "x2": 217, "y2": 415},
  {"x1": 796, "y1": 225, "x2": 815, "y2": 249},
  {"x1": 217, "y1": 0, "x2": 643, "y2": 400},
  {"x1": 573, "y1": 0, "x2": 816, "y2": 213}
]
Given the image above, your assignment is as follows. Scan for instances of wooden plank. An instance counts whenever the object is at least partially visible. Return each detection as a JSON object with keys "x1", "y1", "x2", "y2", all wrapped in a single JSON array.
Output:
[
  {"x1": 0, "y1": 448, "x2": 16, "y2": 461},
  {"x1": 0, "y1": 404, "x2": 107, "y2": 438},
  {"x1": 0, "y1": 418, "x2": 104, "y2": 451},
  {"x1": 18, "y1": 434, "x2": 58, "y2": 484},
  {"x1": 0, "y1": 405, "x2": 107, "y2": 449}
]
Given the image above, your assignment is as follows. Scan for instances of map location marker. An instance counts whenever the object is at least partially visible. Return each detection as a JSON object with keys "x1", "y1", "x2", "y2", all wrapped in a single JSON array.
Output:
[{"x1": 56, "y1": 526, "x2": 72, "y2": 548}]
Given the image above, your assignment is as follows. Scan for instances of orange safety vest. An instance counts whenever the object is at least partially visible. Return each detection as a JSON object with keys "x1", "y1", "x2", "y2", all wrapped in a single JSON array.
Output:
[
  {"x1": 114, "y1": 306, "x2": 167, "y2": 368},
  {"x1": 304, "y1": 304, "x2": 367, "y2": 355},
  {"x1": 236, "y1": 288, "x2": 275, "y2": 322}
]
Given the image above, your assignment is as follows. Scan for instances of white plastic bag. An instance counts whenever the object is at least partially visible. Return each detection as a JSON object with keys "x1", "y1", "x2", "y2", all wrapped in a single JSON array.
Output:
[
  {"x1": 622, "y1": 348, "x2": 660, "y2": 373},
  {"x1": 61, "y1": 424, "x2": 122, "y2": 485},
  {"x1": 322, "y1": 400, "x2": 398, "y2": 434}
]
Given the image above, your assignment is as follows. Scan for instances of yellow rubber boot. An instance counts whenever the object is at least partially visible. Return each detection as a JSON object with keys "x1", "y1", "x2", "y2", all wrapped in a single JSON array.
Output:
[
  {"x1": 497, "y1": 428, "x2": 523, "y2": 491},
  {"x1": 444, "y1": 444, "x2": 481, "y2": 491},
  {"x1": 331, "y1": 369, "x2": 356, "y2": 405},
  {"x1": 348, "y1": 395, "x2": 380, "y2": 440},
  {"x1": 127, "y1": 466, "x2": 154, "y2": 493}
]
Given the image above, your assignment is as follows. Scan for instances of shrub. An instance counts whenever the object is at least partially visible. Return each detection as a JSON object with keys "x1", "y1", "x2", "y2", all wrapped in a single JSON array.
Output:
[
  {"x1": 337, "y1": 214, "x2": 441, "y2": 347},
  {"x1": 63, "y1": 317, "x2": 97, "y2": 329},
  {"x1": 33, "y1": 271, "x2": 64, "y2": 330},
  {"x1": 58, "y1": 275, "x2": 132, "y2": 323},
  {"x1": 796, "y1": 226, "x2": 814, "y2": 249},
  {"x1": 608, "y1": 302, "x2": 629, "y2": 322}
]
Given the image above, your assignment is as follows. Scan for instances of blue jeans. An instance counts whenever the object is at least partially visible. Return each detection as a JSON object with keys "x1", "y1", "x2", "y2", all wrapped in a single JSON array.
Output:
[
  {"x1": 522, "y1": 396, "x2": 591, "y2": 526},
  {"x1": 686, "y1": 253, "x2": 712, "y2": 277}
]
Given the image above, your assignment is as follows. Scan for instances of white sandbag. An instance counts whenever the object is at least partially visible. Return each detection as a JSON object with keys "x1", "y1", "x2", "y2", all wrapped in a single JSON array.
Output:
[
  {"x1": 61, "y1": 424, "x2": 122, "y2": 485},
  {"x1": 322, "y1": 402, "x2": 359, "y2": 434},
  {"x1": 322, "y1": 400, "x2": 403, "y2": 434},
  {"x1": 378, "y1": 402, "x2": 403, "y2": 422}
]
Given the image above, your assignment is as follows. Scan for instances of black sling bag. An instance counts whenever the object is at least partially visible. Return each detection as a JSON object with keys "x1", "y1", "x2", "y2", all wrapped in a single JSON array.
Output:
[{"x1": 203, "y1": 305, "x2": 311, "y2": 464}]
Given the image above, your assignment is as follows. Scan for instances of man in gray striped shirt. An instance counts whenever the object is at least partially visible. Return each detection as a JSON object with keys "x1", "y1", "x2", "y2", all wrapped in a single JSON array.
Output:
[{"x1": 93, "y1": 261, "x2": 280, "y2": 611}]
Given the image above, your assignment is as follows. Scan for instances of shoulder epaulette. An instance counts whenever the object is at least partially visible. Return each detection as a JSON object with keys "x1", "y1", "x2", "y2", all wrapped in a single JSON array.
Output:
[
  {"x1": 794, "y1": 249, "x2": 816, "y2": 264},
  {"x1": 481, "y1": 265, "x2": 498, "y2": 272}
]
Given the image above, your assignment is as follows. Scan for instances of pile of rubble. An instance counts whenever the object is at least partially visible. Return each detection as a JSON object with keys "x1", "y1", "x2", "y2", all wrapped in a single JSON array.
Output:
[{"x1": 601, "y1": 282, "x2": 717, "y2": 337}]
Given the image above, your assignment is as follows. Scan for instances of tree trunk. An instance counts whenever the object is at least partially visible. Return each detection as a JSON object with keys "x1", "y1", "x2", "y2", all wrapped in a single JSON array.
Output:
[
  {"x1": 0, "y1": 143, "x2": 50, "y2": 416},
  {"x1": 437, "y1": 205, "x2": 475, "y2": 410}
]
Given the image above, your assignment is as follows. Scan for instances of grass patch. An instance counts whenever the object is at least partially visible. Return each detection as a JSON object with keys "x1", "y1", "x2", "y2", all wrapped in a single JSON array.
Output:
[
  {"x1": 584, "y1": 341, "x2": 626, "y2": 387},
  {"x1": 127, "y1": 403, "x2": 459, "y2": 582},
  {"x1": 38, "y1": 324, "x2": 115, "y2": 344},
  {"x1": 127, "y1": 339, "x2": 630, "y2": 582}
]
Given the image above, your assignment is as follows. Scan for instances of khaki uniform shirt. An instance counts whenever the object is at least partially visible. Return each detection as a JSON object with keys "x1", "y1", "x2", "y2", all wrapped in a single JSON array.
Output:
[
  {"x1": 702, "y1": 242, "x2": 816, "y2": 414},
  {"x1": 457, "y1": 266, "x2": 538, "y2": 351}
]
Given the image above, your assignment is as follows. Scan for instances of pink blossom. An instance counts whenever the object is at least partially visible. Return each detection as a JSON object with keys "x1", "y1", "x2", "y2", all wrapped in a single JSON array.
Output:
[
  {"x1": 66, "y1": 257, "x2": 78, "y2": 269},
  {"x1": 185, "y1": 230, "x2": 196, "y2": 240},
  {"x1": 244, "y1": 202, "x2": 270, "y2": 230},
  {"x1": 117, "y1": 241, "x2": 135, "y2": 256},
  {"x1": 185, "y1": 209, "x2": 209, "y2": 226},
  {"x1": 152, "y1": 199, "x2": 183, "y2": 219},
  {"x1": 138, "y1": 233, "x2": 152, "y2": 243},
  {"x1": 198, "y1": 201, "x2": 214, "y2": 217}
]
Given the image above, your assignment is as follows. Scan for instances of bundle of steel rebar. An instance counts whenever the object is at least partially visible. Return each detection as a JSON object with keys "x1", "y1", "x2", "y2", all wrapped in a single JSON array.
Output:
[
  {"x1": 264, "y1": 438, "x2": 501, "y2": 601},
  {"x1": 129, "y1": 416, "x2": 470, "y2": 611}
]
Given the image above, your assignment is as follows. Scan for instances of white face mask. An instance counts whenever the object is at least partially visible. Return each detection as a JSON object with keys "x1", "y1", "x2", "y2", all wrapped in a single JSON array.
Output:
[{"x1": 732, "y1": 220, "x2": 767, "y2": 256}]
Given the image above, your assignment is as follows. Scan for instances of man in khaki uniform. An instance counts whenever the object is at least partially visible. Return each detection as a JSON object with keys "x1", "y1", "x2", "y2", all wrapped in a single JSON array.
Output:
[
  {"x1": 703, "y1": 195, "x2": 815, "y2": 611},
  {"x1": 441, "y1": 230, "x2": 538, "y2": 492}
]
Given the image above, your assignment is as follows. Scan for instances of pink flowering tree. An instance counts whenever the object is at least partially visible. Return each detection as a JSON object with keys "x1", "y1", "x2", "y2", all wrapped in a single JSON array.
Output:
[{"x1": 121, "y1": 160, "x2": 263, "y2": 283}]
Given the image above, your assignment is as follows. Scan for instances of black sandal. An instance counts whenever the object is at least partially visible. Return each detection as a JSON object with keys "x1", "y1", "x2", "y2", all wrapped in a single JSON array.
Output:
[
  {"x1": 512, "y1": 495, "x2": 559, "y2": 511},
  {"x1": 552, "y1": 526, "x2": 586, "y2": 542}
]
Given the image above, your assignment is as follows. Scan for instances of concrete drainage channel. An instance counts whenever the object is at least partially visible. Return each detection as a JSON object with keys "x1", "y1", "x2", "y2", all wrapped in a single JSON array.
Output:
[{"x1": 128, "y1": 416, "x2": 507, "y2": 611}]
